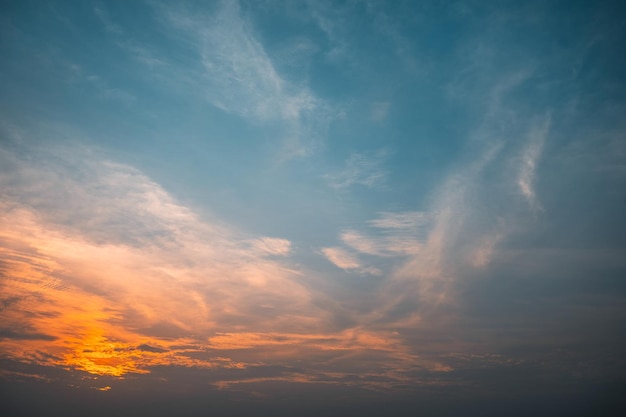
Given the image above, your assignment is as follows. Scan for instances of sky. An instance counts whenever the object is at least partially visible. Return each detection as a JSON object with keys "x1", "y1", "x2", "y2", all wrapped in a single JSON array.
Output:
[{"x1": 1, "y1": 0, "x2": 625, "y2": 416}]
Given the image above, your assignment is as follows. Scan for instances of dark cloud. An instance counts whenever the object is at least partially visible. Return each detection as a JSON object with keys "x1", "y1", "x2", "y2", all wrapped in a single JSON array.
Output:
[
  {"x1": 1, "y1": 375, "x2": 624, "y2": 417},
  {"x1": 0, "y1": 328, "x2": 56, "y2": 341},
  {"x1": 136, "y1": 343, "x2": 167, "y2": 353}
]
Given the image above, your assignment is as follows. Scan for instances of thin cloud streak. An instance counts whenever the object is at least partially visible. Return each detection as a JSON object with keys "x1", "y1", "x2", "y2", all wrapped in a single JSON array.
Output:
[
  {"x1": 324, "y1": 151, "x2": 387, "y2": 190},
  {"x1": 340, "y1": 229, "x2": 421, "y2": 257},
  {"x1": 518, "y1": 116, "x2": 550, "y2": 210},
  {"x1": 321, "y1": 247, "x2": 361, "y2": 271},
  {"x1": 367, "y1": 211, "x2": 430, "y2": 230}
]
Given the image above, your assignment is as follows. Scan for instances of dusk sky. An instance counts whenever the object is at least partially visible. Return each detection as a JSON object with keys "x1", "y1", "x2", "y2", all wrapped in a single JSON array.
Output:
[{"x1": 1, "y1": 1, "x2": 625, "y2": 416}]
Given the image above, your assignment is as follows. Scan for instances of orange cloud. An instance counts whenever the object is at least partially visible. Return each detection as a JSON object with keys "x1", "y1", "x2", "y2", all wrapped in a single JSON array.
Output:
[{"x1": 0, "y1": 149, "x2": 460, "y2": 392}]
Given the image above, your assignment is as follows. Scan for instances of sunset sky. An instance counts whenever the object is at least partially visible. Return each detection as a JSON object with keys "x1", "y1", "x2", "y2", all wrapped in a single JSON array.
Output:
[{"x1": 1, "y1": 1, "x2": 625, "y2": 416}]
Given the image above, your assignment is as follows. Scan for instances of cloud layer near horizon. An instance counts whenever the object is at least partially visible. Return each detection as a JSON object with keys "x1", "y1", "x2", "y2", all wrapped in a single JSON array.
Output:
[{"x1": 0, "y1": 140, "x2": 442, "y2": 388}]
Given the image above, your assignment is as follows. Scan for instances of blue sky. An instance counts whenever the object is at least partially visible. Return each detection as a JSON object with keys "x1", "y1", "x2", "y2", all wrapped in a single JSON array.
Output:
[{"x1": 1, "y1": 1, "x2": 625, "y2": 415}]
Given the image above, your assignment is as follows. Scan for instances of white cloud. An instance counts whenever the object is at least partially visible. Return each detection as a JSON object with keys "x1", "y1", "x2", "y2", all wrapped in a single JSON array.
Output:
[
  {"x1": 0, "y1": 141, "x2": 314, "y2": 336},
  {"x1": 316, "y1": 74, "x2": 553, "y2": 328},
  {"x1": 0, "y1": 135, "x2": 437, "y2": 387},
  {"x1": 372, "y1": 79, "x2": 551, "y2": 324},
  {"x1": 328, "y1": 211, "x2": 428, "y2": 262},
  {"x1": 249, "y1": 237, "x2": 292, "y2": 256},
  {"x1": 159, "y1": 0, "x2": 330, "y2": 158},
  {"x1": 340, "y1": 230, "x2": 381, "y2": 256},
  {"x1": 368, "y1": 211, "x2": 430, "y2": 230},
  {"x1": 321, "y1": 247, "x2": 360, "y2": 270},
  {"x1": 340, "y1": 228, "x2": 421, "y2": 257},
  {"x1": 518, "y1": 116, "x2": 550, "y2": 210},
  {"x1": 320, "y1": 247, "x2": 382, "y2": 275}
]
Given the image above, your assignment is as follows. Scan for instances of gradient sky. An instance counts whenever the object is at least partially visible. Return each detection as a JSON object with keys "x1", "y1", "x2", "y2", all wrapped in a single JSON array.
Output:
[{"x1": 1, "y1": 1, "x2": 625, "y2": 416}]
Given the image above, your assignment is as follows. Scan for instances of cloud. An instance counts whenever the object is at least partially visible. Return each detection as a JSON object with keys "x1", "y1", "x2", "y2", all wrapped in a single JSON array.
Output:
[
  {"x1": 321, "y1": 247, "x2": 361, "y2": 270},
  {"x1": 93, "y1": 3, "x2": 123, "y2": 35},
  {"x1": 324, "y1": 151, "x2": 387, "y2": 189},
  {"x1": 339, "y1": 211, "x2": 429, "y2": 258},
  {"x1": 340, "y1": 228, "x2": 421, "y2": 258},
  {"x1": 307, "y1": 0, "x2": 351, "y2": 60},
  {"x1": 467, "y1": 234, "x2": 502, "y2": 268},
  {"x1": 518, "y1": 116, "x2": 550, "y2": 210},
  {"x1": 320, "y1": 210, "x2": 430, "y2": 275},
  {"x1": 2, "y1": 1, "x2": 625, "y2": 410},
  {"x1": 355, "y1": 75, "x2": 555, "y2": 326},
  {"x1": 371, "y1": 101, "x2": 391, "y2": 122},
  {"x1": 340, "y1": 230, "x2": 381, "y2": 256},
  {"x1": 117, "y1": 40, "x2": 168, "y2": 68},
  {"x1": 0, "y1": 136, "x2": 431, "y2": 389},
  {"x1": 320, "y1": 247, "x2": 382, "y2": 276},
  {"x1": 60, "y1": 59, "x2": 137, "y2": 105},
  {"x1": 248, "y1": 237, "x2": 292, "y2": 256},
  {"x1": 0, "y1": 328, "x2": 57, "y2": 341},
  {"x1": 319, "y1": 212, "x2": 427, "y2": 272},
  {"x1": 367, "y1": 211, "x2": 429, "y2": 230},
  {"x1": 158, "y1": 0, "x2": 331, "y2": 158},
  {"x1": 0, "y1": 138, "x2": 318, "y2": 375}
]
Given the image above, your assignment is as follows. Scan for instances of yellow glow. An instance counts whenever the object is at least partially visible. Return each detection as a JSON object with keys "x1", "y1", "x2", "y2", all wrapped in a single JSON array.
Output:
[{"x1": 63, "y1": 334, "x2": 149, "y2": 377}]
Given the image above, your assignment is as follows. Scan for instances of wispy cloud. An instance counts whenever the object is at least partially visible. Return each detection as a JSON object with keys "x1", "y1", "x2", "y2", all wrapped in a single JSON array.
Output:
[
  {"x1": 368, "y1": 211, "x2": 430, "y2": 230},
  {"x1": 370, "y1": 101, "x2": 391, "y2": 122},
  {"x1": 340, "y1": 226, "x2": 422, "y2": 258},
  {"x1": 376, "y1": 154, "x2": 501, "y2": 325},
  {"x1": 319, "y1": 210, "x2": 426, "y2": 279},
  {"x1": 248, "y1": 237, "x2": 292, "y2": 256},
  {"x1": 320, "y1": 247, "x2": 382, "y2": 276},
  {"x1": 307, "y1": 0, "x2": 351, "y2": 60},
  {"x1": 339, "y1": 230, "x2": 381, "y2": 256},
  {"x1": 92, "y1": 4, "x2": 169, "y2": 69},
  {"x1": 324, "y1": 151, "x2": 387, "y2": 189},
  {"x1": 518, "y1": 116, "x2": 550, "y2": 210},
  {"x1": 93, "y1": 2, "x2": 123, "y2": 35},
  {"x1": 117, "y1": 40, "x2": 168, "y2": 68},
  {"x1": 321, "y1": 247, "x2": 361, "y2": 270},
  {"x1": 158, "y1": 0, "x2": 331, "y2": 158},
  {"x1": 352, "y1": 76, "x2": 553, "y2": 326}
]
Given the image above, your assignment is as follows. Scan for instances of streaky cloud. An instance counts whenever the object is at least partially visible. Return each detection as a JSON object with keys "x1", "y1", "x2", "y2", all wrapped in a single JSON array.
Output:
[
  {"x1": 324, "y1": 151, "x2": 388, "y2": 190},
  {"x1": 321, "y1": 247, "x2": 360, "y2": 270},
  {"x1": 248, "y1": 237, "x2": 292, "y2": 256},
  {"x1": 367, "y1": 211, "x2": 430, "y2": 230},
  {"x1": 518, "y1": 115, "x2": 550, "y2": 210}
]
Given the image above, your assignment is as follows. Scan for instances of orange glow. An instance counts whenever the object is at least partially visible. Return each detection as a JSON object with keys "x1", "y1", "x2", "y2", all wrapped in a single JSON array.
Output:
[
  {"x1": 62, "y1": 334, "x2": 149, "y2": 377},
  {"x1": 0, "y1": 204, "x2": 446, "y2": 391}
]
